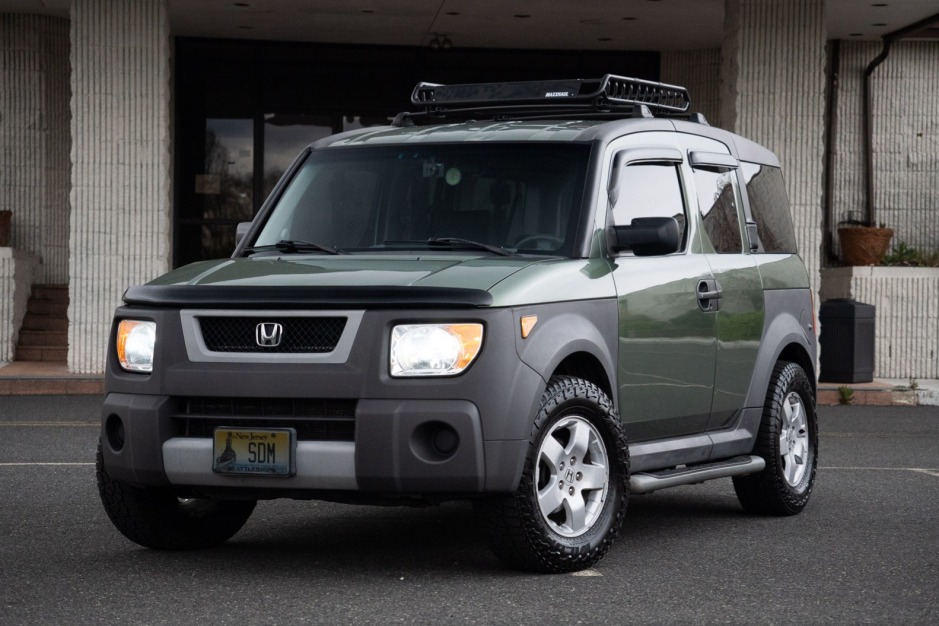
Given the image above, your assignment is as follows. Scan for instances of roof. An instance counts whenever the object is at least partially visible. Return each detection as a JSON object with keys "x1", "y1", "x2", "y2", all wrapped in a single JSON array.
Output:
[{"x1": 316, "y1": 120, "x2": 605, "y2": 147}]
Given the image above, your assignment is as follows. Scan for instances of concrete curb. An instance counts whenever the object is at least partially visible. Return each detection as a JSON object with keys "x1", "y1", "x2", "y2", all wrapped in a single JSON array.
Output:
[
  {"x1": 817, "y1": 379, "x2": 939, "y2": 407},
  {"x1": 0, "y1": 362, "x2": 103, "y2": 396}
]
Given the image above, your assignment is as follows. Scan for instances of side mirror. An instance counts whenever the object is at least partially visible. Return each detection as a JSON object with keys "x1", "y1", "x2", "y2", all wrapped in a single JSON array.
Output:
[
  {"x1": 609, "y1": 216, "x2": 680, "y2": 256},
  {"x1": 235, "y1": 222, "x2": 251, "y2": 247}
]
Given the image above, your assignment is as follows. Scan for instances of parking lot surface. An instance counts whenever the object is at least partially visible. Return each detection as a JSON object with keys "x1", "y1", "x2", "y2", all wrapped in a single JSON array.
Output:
[{"x1": 1, "y1": 396, "x2": 937, "y2": 625}]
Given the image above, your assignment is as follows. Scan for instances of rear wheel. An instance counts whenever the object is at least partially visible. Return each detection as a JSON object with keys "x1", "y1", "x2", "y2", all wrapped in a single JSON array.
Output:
[
  {"x1": 733, "y1": 361, "x2": 818, "y2": 515},
  {"x1": 96, "y1": 442, "x2": 256, "y2": 550},
  {"x1": 477, "y1": 376, "x2": 628, "y2": 573}
]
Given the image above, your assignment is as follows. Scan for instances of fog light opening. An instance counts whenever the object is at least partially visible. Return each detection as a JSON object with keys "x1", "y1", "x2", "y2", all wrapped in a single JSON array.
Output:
[
  {"x1": 432, "y1": 426, "x2": 459, "y2": 456},
  {"x1": 105, "y1": 414, "x2": 125, "y2": 452},
  {"x1": 410, "y1": 421, "x2": 460, "y2": 463}
]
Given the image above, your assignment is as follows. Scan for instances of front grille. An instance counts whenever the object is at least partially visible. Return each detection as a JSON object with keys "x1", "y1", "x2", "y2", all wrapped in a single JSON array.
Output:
[
  {"x1": 174, "y1": 397, "x2": 356, "y2": 442},
  {"x1": 198, "y1": 316, "x2": 347, "y2": 353}
]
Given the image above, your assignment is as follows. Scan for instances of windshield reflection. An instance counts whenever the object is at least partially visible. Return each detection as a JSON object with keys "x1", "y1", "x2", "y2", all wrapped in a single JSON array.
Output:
[{"x1": 253, "y1": 144, "x2": 590, "y2": 257}]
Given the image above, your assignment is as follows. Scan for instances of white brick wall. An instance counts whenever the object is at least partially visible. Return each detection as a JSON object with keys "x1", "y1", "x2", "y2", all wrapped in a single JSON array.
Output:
[
  {"x1": 0, "y1": 15, "x2": 71, "y2": 284},
  {"x1": 721, "y1": 0, "x2": 826, "y2": 298},
  {"x1": 820, "y1": 267, "x2": 939, "y2": 379},
  {"x1": 823, "y1": 40, "x2": 939, "y2": 380},
  {"x1": 68, "y1": 0, "x2": 172, "y2": 373},
  {"x1": 831, "y1": 41, "x2": 939, "y2": 253}
]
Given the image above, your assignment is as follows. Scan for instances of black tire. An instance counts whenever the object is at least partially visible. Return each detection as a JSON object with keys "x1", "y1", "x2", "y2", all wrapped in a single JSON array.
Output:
[
  {"x1": 733, "y1": 361, "x2": 818, "y2": 515},
  {"x1": 96, "y1": 442, "x2": 256, "y2": 550},
  {"x1": 476, "y1": 376, "x2": 629, "y2": 573}
]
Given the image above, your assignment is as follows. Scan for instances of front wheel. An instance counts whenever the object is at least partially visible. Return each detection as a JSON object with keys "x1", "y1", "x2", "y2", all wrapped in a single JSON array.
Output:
[
  {"x1": 477, "y1": 376, "x2": 629, "y2": 573},
  {"x1": 96, "y1": 442, "x2": 256, "y2": 550},
  {"x1": 733, "y1": 361, "x2": 818, "y2": 515}
]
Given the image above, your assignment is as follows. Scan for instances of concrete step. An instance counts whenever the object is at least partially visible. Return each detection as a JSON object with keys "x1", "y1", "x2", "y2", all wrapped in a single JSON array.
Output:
[
  {"x1": 32, "y1": 284, "x2": 69, "y2": 301},
  {"x1": 15, "y1": 285, "x2": 71, "y2": 364},
  {"x1": 14, "y1": 345, "x2": 68, "y2": 362},
  {"x1": 21, "y1": 314, "x2": 69, "y2": 332},
  {"x1": 27, "y1": 298, "x2": 69, "y2": 317},
  {"x1": 18, "y1": 330, "x2": 68, "y2": 347}
]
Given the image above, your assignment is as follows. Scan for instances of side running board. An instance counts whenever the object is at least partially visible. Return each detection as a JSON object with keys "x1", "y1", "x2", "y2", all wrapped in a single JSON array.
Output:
[{"x1": 629, "y1": 455, "x2": 765, "y2": 494}]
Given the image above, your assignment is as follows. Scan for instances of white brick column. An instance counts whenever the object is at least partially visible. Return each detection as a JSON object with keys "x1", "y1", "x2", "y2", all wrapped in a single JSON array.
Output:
[
  {"x1": 68, "y1": 0, "x2": 172, "y2": 373},
  {"x1": 660, "y1": 49, "x2": 722, "y2": 128},
  {"x1": 0, "y1": 14, "x2": 71, "y2": 283},
  {"x1": 721, "y1": 0, "x2": 826, "y2": 296}
]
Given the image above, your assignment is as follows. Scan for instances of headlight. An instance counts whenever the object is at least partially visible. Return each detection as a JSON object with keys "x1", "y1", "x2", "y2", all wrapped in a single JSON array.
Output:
[
  {"x1": 116, "y1": 320, "x2": 156, "y2": 373},
  {"x1": 390, "y1": 323, "x2": 483, "y2": 377}
]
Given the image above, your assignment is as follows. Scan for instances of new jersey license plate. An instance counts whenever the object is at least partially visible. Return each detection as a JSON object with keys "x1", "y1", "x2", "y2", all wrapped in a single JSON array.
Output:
[{"x1": 212, "y1": 427, "x2": 294, "y2": 477}]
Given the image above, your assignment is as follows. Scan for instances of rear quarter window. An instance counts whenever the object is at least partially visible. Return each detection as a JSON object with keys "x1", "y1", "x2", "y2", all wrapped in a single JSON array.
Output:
[
  {"x1": 741, "y1": 163, "x2": 797, "y2": 254},
  {"x1": 692, "y1": 167, "x2": 742, "y2": 254}
]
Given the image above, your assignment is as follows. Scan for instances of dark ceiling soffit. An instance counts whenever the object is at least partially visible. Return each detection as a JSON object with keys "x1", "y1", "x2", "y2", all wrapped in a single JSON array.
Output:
[{"x1": 882, "y1": 11, "x2": 939, "y2": 41}]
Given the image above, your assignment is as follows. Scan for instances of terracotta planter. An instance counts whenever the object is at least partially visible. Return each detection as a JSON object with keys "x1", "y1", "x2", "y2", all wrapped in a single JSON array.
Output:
[
  {"x1": 838, "y1": 226, "x2": 894, "y2": 266},
  {"x1": 0, "y1": 210, "x2": 11, "y2": 247}
]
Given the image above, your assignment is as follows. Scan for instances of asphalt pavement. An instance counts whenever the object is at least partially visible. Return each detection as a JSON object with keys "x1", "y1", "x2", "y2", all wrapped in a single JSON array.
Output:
[{"x1": 1, "y1": 396, "x2": 937, "y2": 625}]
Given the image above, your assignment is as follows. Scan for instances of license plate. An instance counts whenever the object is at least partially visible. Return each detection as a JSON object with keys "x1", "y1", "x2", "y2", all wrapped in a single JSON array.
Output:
[{"x1": 212, "y1": 428, "x2": 294, "y2": 477}]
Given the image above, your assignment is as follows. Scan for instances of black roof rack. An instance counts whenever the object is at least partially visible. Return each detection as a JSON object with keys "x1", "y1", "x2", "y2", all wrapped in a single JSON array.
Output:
[{"x1": 400, "y1": 74, "x2": 692, "y2": 124}]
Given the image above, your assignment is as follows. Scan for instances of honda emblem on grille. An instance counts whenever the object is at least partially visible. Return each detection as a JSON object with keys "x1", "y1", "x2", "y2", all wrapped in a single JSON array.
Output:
[{"x1": 256, "y1": 322, "x2": 283, "y2": 348}]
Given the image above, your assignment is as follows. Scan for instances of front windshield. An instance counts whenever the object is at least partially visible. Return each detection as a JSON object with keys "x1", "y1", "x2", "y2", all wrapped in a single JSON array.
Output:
[{"x1": 252, "y1": 143, "x2": 590, "y2": 256}]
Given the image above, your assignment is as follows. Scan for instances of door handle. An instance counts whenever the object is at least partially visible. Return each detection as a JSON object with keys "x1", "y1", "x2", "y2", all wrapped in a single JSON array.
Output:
[{"x1": 696, "y1": 279, "x2": 723, "y2": 312}]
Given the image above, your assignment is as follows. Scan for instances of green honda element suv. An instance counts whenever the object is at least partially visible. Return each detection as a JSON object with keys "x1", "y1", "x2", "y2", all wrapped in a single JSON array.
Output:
[{"x1": 97, "y1": 75, "x2": 818, "y2": 573}]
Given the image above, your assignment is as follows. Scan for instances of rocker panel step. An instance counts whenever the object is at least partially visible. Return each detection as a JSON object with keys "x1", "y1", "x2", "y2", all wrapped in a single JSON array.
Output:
[{"x1": 629, "y1": 455, "x2": 766, "y2": 494}]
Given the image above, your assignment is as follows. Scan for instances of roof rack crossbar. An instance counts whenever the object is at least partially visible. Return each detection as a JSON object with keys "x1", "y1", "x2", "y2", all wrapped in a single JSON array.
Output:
[{"x1": 410, "y1": 74, "x2": 690, "y2": 118}]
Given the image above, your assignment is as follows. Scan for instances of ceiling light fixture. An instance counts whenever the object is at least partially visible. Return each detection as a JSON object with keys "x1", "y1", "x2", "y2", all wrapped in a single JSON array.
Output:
[{"x1": 429, "y1": 33, "x2": 453, "y2": 50}]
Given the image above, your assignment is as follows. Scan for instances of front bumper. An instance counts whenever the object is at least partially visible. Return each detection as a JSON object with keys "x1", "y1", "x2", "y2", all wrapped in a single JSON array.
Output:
[
  {"x1": 98, "y1": 301, "x2": 615, "y2": 499},
  {"x1": 101, "y1": 392, "x2": 529, "y2": 497}
]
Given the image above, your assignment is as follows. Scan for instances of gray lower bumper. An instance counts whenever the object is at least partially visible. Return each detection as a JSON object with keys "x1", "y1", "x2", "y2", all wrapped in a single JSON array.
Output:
[
  {"x1": 104, "y1": 393, "x2": 529, "y2": 495},
  {"x1": 163, "y1": 438, "x2": 357, "y2": 490}
]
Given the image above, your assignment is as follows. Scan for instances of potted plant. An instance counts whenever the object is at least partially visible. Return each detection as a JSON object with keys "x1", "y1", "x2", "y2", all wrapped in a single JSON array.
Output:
[{"x1": 837, "y1": 211, "x2": 893, "y2": 266}]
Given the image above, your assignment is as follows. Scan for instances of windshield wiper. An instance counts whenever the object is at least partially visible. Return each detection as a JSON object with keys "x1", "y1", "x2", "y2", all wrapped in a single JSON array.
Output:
[
  {"x1": 244, "y1": 240, "x2": 343, "y2": 256},
  {"x1": 426, "y1": 237, "x2": 515, "y2": 257}
]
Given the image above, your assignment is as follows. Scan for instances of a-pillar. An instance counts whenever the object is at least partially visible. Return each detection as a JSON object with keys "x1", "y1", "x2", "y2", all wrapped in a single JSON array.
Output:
[
  {"x1": 721, "y1": 0, "x2": 826, "y2": 296},
  {"x1": 68, "y1": 0, "x2": 172, "y2": 373}
]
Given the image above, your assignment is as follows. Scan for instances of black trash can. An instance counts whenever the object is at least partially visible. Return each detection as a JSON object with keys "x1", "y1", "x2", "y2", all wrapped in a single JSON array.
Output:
[{"x1": 818, "y1": 299, "x2": 875, "y2": 383}]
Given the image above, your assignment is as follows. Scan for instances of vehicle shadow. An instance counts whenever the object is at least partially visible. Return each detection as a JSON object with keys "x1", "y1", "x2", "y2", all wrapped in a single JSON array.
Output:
[{"x1": 94, "y1": 484, "x2": 753, "y2": 577}]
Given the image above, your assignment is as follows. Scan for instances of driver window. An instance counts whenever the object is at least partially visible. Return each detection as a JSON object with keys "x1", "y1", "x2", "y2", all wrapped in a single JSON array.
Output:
[{"x1": 612, "y1": 163, "x2": 687, "y2": 250}]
